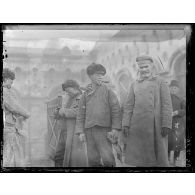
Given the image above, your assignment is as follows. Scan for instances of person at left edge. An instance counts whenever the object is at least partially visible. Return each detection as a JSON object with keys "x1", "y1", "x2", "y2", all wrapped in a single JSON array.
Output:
[
  {"x1": 75, "y1": 63, "x2": 122, "y2": 167},
  {"x1": 54, "y1": 79, "x2": 87, "y2": 167},
  {"x1": 3, "y1": 68, "x2": 30, "y2": 167}
]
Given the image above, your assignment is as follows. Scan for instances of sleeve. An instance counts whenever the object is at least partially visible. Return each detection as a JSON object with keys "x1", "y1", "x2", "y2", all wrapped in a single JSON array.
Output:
[
  {"x1": 122, "y1": 83, "x2": 135, "y2": 128},
  {"x1": 62, "y1": 99, "x2": 80, "y2": 118},
  {"x1": 160, "y1": 81, "x2": 173, "y2": 129},
  {"x1": 177, "y1": 99, "x2": 186, "y2": 117},
  {"x1": 75, "y1": 94, "x2": 86, "y2": 134},
  {"x1": 63, "y1": 107, "x2": 78, "y2": 118},
  {"x1": 108, "y1": 89, "x2": 122, "y2": 130},
  {"x1": 3, "y1": 88, "x2": 29, "y2": 118}
]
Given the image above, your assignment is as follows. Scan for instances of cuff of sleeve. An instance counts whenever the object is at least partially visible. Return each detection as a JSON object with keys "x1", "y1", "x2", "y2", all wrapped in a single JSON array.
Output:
[
  {"x1": 75, "y1": 127, "x2": 84, "y2": 135},
  {"x1": 112, "y1": 123, "x2": 122, "y2": 131},
  {"x1": 122, "y1": 121, "x2": 130, "y2": 128},
  {"x1": 112, "y1": 126, "x2": 122, "y2": 131},
  {"x1": 162, "y1": 124, "x2": 172, "y2": 129}
]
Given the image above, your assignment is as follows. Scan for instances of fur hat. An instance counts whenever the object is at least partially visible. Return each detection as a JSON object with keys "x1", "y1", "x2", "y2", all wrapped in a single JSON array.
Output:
[
  {"x1": 169, "y1": 80, "x2": 179, "y2": 88},
  {"x1": 62, "y1": 79, "x2": 80, "y2": 91},
  {"x1": 86, "y1": 63, "x2": 106, "y2": 76}
]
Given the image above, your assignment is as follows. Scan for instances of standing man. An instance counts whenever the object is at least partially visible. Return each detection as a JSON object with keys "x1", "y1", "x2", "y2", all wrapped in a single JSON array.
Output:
[
  {"x1": 76, "y1": 63, "x2": 121, "y2": 167},
  {"x1": 54, "y1": 79, "x2": 87, "y2": 167},
  {"x1": 122, "y1": 55, "x2": 172, "y2": 167},
  {"x1": 3, "y1": 68, "x2": 30, "y2": 167},
  {"x1": 168, "y1": 80, "x2": 186, "y2": 165}
]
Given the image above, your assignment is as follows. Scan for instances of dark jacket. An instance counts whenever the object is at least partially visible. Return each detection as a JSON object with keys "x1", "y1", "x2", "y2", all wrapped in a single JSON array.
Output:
[
  {"x1": 168, "y1": 94, "x2": 186, "y2": 152},
  {"x1": 76, "y1": 84, "x2": 121, "y2": 134},
  {"x1": 171, "y1": 94, "x2": 186, "y2": 132}
]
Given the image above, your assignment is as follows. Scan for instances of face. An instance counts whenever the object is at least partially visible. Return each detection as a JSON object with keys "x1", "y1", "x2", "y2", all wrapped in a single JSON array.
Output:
[
  {"x1": 89, "y1": 71, "x2": 105, "y2": 85},
  {"x1": 3, "y1": 78, "x2": 13, "y2": 89},
  {"x1": 170, "y1": 86, "x2": 179, "y2": 95},
  {"x1": 137, "y1": 60, "x2": 153, "y2": 78},
  {"x1": 65, "y1": 87, "x2": 79, "y2": 97}
]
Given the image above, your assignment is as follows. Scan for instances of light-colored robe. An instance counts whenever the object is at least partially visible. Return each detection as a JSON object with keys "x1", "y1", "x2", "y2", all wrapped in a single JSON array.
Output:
[{"x1": 3, "y1": 87, "x2": 29, "y2": 167}]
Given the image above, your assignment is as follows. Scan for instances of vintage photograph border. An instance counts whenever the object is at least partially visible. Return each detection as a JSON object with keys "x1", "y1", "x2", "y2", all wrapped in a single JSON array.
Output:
[{"x1": 0, "y1": 23, "x2": 194, "y2": 173}]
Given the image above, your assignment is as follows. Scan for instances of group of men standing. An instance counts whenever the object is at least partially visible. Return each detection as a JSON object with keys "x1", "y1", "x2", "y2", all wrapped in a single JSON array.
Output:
[
  {"x1": 53, "y1": 55, "x2": 186, "y2": 167},
  {"x1": 2, "y1": 54, "x2": 186, "y2": 167}
]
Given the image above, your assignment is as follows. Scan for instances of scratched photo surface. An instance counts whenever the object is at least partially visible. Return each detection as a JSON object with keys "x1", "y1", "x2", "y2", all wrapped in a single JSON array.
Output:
[{"x1": 1, "y1": 25, "x2": 187, "y2": 170}]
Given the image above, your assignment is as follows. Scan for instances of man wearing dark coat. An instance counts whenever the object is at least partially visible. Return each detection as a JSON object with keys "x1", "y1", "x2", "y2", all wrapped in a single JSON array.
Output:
[
  {"x1": 54, "y1": 79, "x2": 87, "y2": 167},
  {"x1": 75, "y1": 63, "x2": 122, "y2": 167},
  {"x1": 122, "y1": 55, "x2": 173, "y2": 167},
  {"x1": 168, "y1": 80, "x2": 186, "y2": 165}
]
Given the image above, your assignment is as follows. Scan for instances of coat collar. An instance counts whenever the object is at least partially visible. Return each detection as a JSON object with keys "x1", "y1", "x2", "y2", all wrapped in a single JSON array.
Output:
[
  {"x1": 85, "y1": 83, "x2": 102, "y2": 97},
  {"x1": 137, "y1": 74, "x2": 157, "y2": 82}
]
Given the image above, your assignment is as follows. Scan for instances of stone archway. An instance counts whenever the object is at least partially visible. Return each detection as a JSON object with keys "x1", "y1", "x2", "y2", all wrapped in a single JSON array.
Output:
[
  {"x1": 169, "y1": 48, "x2": 186, "y2": 98},
  {"x1": 115, "y1": 68, "x2": 133, "y2": 105}
]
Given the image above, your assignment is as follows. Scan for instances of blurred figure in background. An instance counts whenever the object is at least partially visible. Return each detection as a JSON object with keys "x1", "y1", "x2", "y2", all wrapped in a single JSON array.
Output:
[
  {"x1": 76, "y1": 63, "x2": 122, "y2": 167},
  {"x1": 168, "y1": 80, "x2": 186, "y2": 166},
  {"x1": 3, "y1": 68, "x2": 30, "y2": 167},
  {"x1": 122, "y1": 55, "x2": 172, "y2": 167},
  {"x1": 54, "y1": 79, "x2": 87, "y2": 167}
]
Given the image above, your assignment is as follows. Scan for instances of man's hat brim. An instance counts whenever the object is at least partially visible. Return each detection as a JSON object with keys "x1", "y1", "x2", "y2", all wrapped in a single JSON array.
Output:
[
  {"x1": 169, "y1": 80, "x2": 180, "y2": 87},
  {"x1": 136, "y1": 55, "x2": 154, "y2": 63}
]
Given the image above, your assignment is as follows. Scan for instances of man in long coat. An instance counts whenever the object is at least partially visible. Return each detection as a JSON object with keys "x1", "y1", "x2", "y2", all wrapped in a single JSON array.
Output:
[
  {"x1": 54, "y1": 80, "x2": 87, "y2": 167},
  {"x1": 122, "y1": 55, "x2": 173, "y2": 167}
]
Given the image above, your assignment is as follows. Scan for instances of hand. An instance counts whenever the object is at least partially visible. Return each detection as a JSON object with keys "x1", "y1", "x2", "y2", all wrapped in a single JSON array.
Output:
[
  {"x1": 79, "y1": 133, "x2": 86, "y2": 142},
  {"x1": 111, "y1": 129, "x2": 119, "y2": 140},
  {"x1": 172, "y1": 110, "x2": 178, "y2": 117},
  {"x1": 122, "y1": 126, "x2": 130, "y2": 137},
  {"x1": 107, "y1": 129, "x2": 119, "y2": 144},
  {"x1": 161, "y1": 127, "x2": 170, "y2": 137},
  {"x1": 58, "y1": 108, "x2": 65, "y2": 116},
  {"x1": 54, "y1": 108, "x2": 60, "y2": 119}
]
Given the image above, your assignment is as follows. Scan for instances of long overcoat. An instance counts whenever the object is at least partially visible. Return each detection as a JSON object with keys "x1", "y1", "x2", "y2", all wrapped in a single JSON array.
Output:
[
  {"x1": 122, "y1": 76, "x2": 172, "y2": 167},
  {"x1": 61, "y1": 94, "x2": 87, "y2": 167}
]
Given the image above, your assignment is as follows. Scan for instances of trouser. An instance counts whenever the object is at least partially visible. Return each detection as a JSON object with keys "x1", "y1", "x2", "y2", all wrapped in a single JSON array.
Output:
[
  {"x1": 84, "y1": 126, "x2": 115, "y2": 167},
  {"x1": 168, "y1": 130, "x2": 185, "y2": 159},
  {"x1": 3, "y1": 126, "x2": 26, "y2": 167},
  {"x1": 54, "y1": 129, "x2": 67, "y2": 167}
]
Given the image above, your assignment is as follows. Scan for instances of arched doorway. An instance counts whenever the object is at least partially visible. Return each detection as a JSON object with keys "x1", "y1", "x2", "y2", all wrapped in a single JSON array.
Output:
[
  {"x1": 169, "y1": 48, "x2": 186, "y2": 98},
  {"x1": 115, "y1": 68, "x2": 133, "y2": 106}
]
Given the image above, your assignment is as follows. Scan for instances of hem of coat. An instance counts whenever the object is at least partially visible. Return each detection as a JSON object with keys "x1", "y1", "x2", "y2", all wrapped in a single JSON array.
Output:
[{"x1": 124, "y1": 160, "x2": 169, "y2": 167}]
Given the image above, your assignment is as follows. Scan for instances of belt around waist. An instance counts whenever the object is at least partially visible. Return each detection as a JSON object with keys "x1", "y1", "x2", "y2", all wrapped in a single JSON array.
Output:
[{"x1": 5, "y1": 122, "x2": 15, "y2": 127}]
